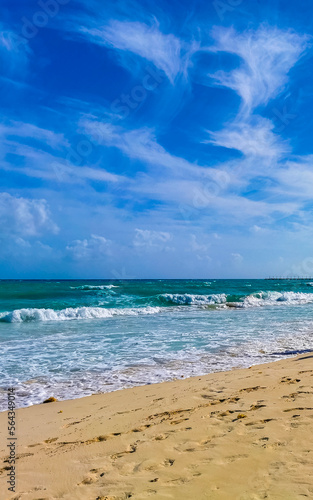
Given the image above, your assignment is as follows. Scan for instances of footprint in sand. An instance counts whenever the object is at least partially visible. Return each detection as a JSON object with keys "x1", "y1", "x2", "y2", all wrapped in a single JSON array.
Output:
[
  {"x1": 79, "y1": 475, "x2": 98, "y2": 485},
  {"x1": 163, "y1": 458, "x2": 175, "y2": 466},
  {"x1": 249, "y1": 404, "x2": 266, "y2": 411},
  {"x1": 170, "y1": 417, "x2": 190, "y2": 425},
  {"x1": 245, "y1": 418, "x2": 275, "y2": 427},
  {"x1": 252, "y1": 437, "x2": 269, "y2": 447},
  {"x1": 44, "y1": 437, "x2": 58, "y2": 443},
  {"x1": 4, "y1": 452, "x2": 34, "y2": 462},
  {"x1": 28, "y1": 442, "x2": 42, "y2": 448},
  {"x1": 111, "y1": 442, "x2": 139, "y2": 460},
  {"x1": 283, "y1": 406, "x2": 313, "y2": 412},
  {"x1": 96, "y1": 494, "x2": 133, "y2": 500},
  {"x1": 153, "y1": 433, "x2": 168, "y2": 441},
  {"x1": 280, "y1": 377, "x2": 301, "y2": 384},
  {"x1": 225, "y1": 453, "x2": 249, "y2": 463},
  {"x1": 131, "y1": 424, "x2": 151, "y2": 433},
  {"x1": 240, "y1": 386, "x2": 266, "y2": 393}
]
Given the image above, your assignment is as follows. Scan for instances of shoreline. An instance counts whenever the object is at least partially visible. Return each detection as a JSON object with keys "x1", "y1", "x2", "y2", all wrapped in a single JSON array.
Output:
[
  {"x1": 1, "y1": 353, "x2": 313, "y2": 499},
  {"x1": 3, "y1": 350, "x2": 311, "y2": 413}
]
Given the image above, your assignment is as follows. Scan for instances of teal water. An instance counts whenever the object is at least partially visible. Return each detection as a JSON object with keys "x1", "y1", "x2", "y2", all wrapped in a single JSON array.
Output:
[{"x1": 0, "y1": 279, "x2": 313, "y2": 409}]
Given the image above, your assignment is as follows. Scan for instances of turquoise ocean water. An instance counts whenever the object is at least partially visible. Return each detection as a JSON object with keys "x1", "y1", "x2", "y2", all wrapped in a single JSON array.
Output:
[{"x1": 0, "y1": 279, "x2": 313, "y2": 410}]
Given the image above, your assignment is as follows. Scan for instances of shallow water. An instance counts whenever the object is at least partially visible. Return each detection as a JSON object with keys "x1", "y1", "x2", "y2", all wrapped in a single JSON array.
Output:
[{"x1": 0, "y1": 279, "x2": 312, "y2": 409}]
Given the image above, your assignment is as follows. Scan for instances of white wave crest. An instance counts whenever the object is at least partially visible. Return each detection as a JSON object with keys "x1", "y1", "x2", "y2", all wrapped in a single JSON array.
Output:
[
  {"x1": 0, "y1": 306, "x2": 161, "y2": 323},
  {"x1": 162, "y1": 293, "x2": 227, "y2": 305},
  {"x1": 70, "y1": 284, "x2": 119, "y2": 290},
  {"x1": 162, "y1": 291, "x2": 313, "y2": 308},
  {"x1": 241, "y1": 291, "x2": 313, "y2": 308}
]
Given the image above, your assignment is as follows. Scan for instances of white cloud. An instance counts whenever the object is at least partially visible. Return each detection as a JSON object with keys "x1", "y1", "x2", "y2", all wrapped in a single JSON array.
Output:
[
  {"x1": 190, "y1": 234, "x2": 210, "y2": 253},
  {"x1": 0, "y1": 120, "x2": 125, "y2": 185},
  {"x1": 272, "y1": 156, "x2": 313, "y2": 199},
  {"x1": 207, "y1": 117, "x2": 289, "y2": 159},
  {"x1": 231, "y1": 252, "x2": 243, "y2": 263},
  {"x1": 0, "y1": 25, "x2": 30, "y2": 74},
  {"x1": 80, "y1": 118, "x2": 305, "y2": 226},
  {"x1": 0, "y1": 192, "x2": 58, "y2": 237},
  {"x1": 50, "y1": 162, "x2": 123, "y2": 184},
  {"x1": 209, "y1": 26, "x2": 309, "y2": 113},
  {"x1": 0, "y1": 121, "x2": 69, "y2": 149},
  {"x1": 203, "y1": 25, "x2": 309, "y2": 206},
  {"x1": 133, "y1": 229, "x2": 172, "y2": 250},
  {"x1": 66, "y1": 234, "x2": 111, "y2": 260},
  {"x1": 81, "y1": 119, "x2": 207, "y2": 176},
  {"x1": 250, "y1": 225, "x2": 263, "y2": 233},
  {"x1": 15, "y1": 237, "x2": 31, "y2": 248},
  {"x1": 78, "y1": 19, "x2": 191, "y2": 83}
]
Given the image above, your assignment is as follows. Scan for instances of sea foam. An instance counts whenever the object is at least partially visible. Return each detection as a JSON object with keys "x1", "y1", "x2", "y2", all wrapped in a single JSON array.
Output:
[
  {"x1": 1, "y1": 291, "x2": 313, "y2": 324},
  {"x1": 70, "y1": 284, "x2": 118, "y2": 290},
  {"x1": 162, "y1": 293, "x2": 227, "y2": 305},
  {"x1": 162, "y1": 291, "x2": 313, "y2": 308},
  {"x1": 241, "y1": 291, "x2": 313, "y2": 307},
  {"x1": 0, "y1": 305, "x2": 161, "y2": 323}
]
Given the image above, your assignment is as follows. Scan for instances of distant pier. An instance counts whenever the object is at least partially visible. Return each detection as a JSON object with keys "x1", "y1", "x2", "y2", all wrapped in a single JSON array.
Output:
[{"x1": 265, "y1": 277, "x2": 313, "y2": 280}]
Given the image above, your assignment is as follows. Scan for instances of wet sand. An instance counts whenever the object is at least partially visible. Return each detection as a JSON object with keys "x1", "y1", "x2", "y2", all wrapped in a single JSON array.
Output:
[{"x1": 1, "y1": 353, "x2": 313, "y2": 499}]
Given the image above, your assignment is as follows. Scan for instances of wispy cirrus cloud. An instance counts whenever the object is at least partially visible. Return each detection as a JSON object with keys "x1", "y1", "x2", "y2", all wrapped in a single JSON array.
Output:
[
  {"x1": 0, "y1": 120, "x2": 69, "y2": 149},
  {"x1": 204, "y1": 25, "x2": 310, "y2": 183},
  {"x1": 271, "y1": 156, "x2": 313, "y2": 200},
  {"x1": 81, "y1": 119, "x2": 205, "y2": 174},
  {"x1": 77, "y1": 19, "x2": 195, "y2": 83},
  {"x1": 2, "y1": 3, "x2": 313, "y2": 277},
  {"x1": 209, "y1": 26, "x2": 310, "y2": 113},
  {"x1": 0, "y1": 119, "x2": 124, "y2": 186},
  {"x1": 81, "y1": 116, "x2": 304, "y2": 227},
  {"x1": 0, "y1": 24, "x2": 30, "y2": 74},
  {"x1": 206, "y1": 117, "x2": 290, "y2": 160}
]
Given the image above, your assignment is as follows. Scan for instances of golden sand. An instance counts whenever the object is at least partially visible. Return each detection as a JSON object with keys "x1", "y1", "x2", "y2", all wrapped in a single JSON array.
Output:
[{"x1": 1, "y1": 353, "x2": 313, "y2": 499}]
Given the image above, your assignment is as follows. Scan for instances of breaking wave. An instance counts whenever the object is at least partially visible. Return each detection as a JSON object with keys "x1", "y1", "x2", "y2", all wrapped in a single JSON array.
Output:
[
  {"x1": 240, "y1": 291, "x2": 313, "y2": 307},
  {"x1": 0, "y1": 306, "x2": 161, "y2": 323},
  {"x1": 1, "y1": 291, "x2": 313, "y2": 324},
  {"x1": 161, "y1": 293, "x2": 227, "y2": 305},
  {"x1": 70, "y1": 284, "x2": 119, "y2": 290},
  {"x1": 162, "y1": 291, "x2": 313, "y2": 308}
]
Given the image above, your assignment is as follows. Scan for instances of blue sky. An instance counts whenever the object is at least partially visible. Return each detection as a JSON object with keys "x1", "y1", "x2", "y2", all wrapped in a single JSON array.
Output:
[{"x1": 1, "y1": 0, "x2": 313, "y2": 278}]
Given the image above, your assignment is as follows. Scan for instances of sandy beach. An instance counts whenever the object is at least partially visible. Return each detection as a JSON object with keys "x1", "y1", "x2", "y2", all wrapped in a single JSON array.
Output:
[{"x1": 1, "y1": 353, "x2": 313, "y2": 500}]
